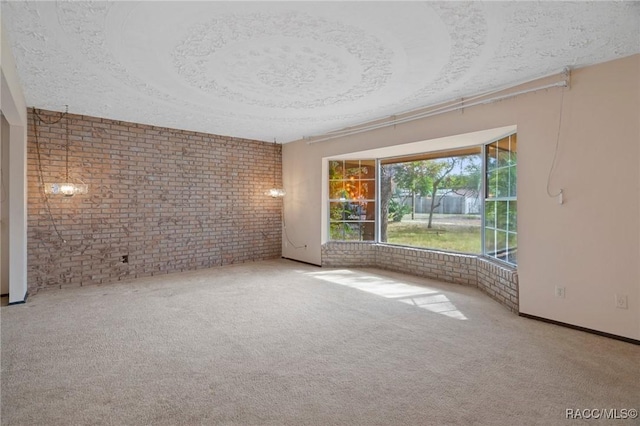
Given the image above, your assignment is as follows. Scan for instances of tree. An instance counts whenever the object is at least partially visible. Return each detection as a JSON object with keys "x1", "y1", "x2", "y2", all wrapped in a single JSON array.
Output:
[
  {"x1": 392, "y1": 162, "x2": 433, "y2": 220},
  {"x1": 423, "y1": 158, "x2": 457, "y2": 228},
  {"x1": 379, "y1": 165, "x2": 393, "y2": 241},
  {"x1": 391, "y1": 155, "x2": 482, "y2": 228}
]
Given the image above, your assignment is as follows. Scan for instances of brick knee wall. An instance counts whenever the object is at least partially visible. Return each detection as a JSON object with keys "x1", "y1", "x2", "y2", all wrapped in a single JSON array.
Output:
[
  {"x1": 27, "y1": 109, "x2": 282, "y2": 293},
  {"x1": 321, "y1": 242, "x2": 519, "y2": 312},
  {"x1": 376, "y1": 245, "x2": 476, "y2": 286},
  {"x1": 321, "y1": 242, "x2": 377, "y2": 267},
  {"x1": 476, "y1": 257, "x2": 519, "y2": 312}
]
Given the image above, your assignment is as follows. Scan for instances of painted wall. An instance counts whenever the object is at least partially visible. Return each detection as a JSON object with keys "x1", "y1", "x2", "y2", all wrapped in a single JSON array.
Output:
[
  {"x1": 1, "y1": 21, "x2": 29, "y2": 303},
  {"x1": 27, "y1": 110, "x2": 282, "y2": 292},
  {"x1": 1, "y1": 113, "x2": 9, "y2": 295},
  {"x1": 282, "y1": 54, "x2": 640, "y2": 340}
]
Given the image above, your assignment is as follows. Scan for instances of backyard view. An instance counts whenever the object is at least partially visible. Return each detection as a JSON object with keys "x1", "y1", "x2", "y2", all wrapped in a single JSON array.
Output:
[
  {"x1": 328, "y1": 134, "x2": 517, "y2": 264},
  {"x1": 386, "y1": 213, "x2": 481, "y2": 253},
  {"x1": 380, "y1": 147, "x2": 483, "y2": 254}
]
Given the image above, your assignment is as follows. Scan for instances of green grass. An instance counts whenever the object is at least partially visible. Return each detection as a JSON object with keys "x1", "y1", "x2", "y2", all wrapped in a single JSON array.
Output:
[{"x1": 386, "y1": 222, "x2": 481, "y2": 254}]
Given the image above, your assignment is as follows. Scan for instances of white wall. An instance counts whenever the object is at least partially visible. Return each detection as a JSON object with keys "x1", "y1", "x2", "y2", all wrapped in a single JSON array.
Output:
[
  {"x1": 282, "y1": 54, "x2": 640, "y2": 340},
  {"x1": 1, "y1": 21, "x2": 29, "y2": 303},
  {"x1": 1, "y1": 113, "x2": 10, "y2": 295}
]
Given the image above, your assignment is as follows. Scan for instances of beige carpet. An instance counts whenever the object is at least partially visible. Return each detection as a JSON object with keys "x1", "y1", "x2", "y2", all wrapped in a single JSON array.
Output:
[{"x1": 1, "y1": 259, "x2": 638, "y2": 425}]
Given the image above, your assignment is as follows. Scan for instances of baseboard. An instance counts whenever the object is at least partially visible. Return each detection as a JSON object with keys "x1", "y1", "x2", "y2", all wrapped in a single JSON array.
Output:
[
  {"x1": 281, "y1": 256, "x2": 321, "y2": 267},
  {"x1": 519, "y1": 313, "x2": 639, "y2": 345},
  {"x1": 7, "y1": 291, "x2": 28, "y2": 306}
]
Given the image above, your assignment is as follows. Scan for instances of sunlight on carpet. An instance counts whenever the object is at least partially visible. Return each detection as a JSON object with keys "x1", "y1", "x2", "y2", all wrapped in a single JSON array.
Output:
[{"x1": 305, "y1": 269, "x2": 468, "y2": 320}]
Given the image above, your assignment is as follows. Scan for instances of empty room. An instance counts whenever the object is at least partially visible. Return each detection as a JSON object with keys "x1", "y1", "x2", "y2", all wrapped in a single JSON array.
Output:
[{"x1": 1, "y1": 2, "x2": 639, "y2": 425}]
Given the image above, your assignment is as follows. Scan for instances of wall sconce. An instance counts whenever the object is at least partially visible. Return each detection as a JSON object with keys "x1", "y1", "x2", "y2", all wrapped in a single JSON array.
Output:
[
  {"x1": 267, "y1": 188, "x2": 286, "y2": 198},
  {"x1": 35, "y1": 106, "x2": 88, "y2": 197},
  {"x1": 44, "y1": 182, "x2": 88, "y2": 197},
  {"x1": 266, "y1": 138, "x2": 285, "y2": 198}
]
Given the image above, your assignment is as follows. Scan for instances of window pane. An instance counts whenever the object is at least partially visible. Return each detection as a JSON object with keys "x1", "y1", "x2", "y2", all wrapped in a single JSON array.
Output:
[
  {"x1": 329, "y1": 181, "x2": 345, "y2": 199},
  {"x1": 485, "y1": 200, "x2": 496, "y2": 228},
  {"x1": 496, "y1": 230, "x2": 508, "y2": 255},
  {"x1": 330, "y1": 222, "x2": 344, "y2": 240},
  {"x1": 497, "y1": 148, "x2": 511, "y2": 168},
  {"x1": 359, "y1": 180, "x2": 374, "y2": 199},
  {"x1": 329, "y1": 161, "x2": 343, "y2": 180},
  {"x1": 485, "y1": 228, "x2": 496, "y2": 253},
  {"x1": 487, "y1": 145, "x2": 498, "y2": 171},
  {"x1": 344, "y1": 161, "x2": 361, "y2": 178},
  {"x1": 362, "y1": 201, "x2": 375, "y2": 220},
  {"x1": 509, "y1": 166, "x2": 517, "y2": 197},
  {"x1": 343, "y1": 180, "x2": 358, "y2": 199},
  {"x1": 508, "y1": 201, "x2": 517, "y2": 231},
  {"x1": 328, "y1": 159, "x2": 377, "y2": 242},
  {"x1": 380, "y1": 151, "x2": 482, "y2": 254},
  {"x1": 497, "y1": 169, "x2": 509, "y2": 198},
  {"x1": 487, "y1": 170, "x2": 497, "y2": 198},
  {"x1": 510, "y1": 134, "x2": 517, "y2": 164},
  {"x1": 360, "y1": 160, "x2": 376, "y2": 178},
  {"x1": 508, "y1": 231, "x2": 517, "y2": 251},
  {"x1": 329, "y1": 202, "x2": 347, "y2": 221},
  {"x1": 362, "y1": 222, "x2": 375, "y2": 241},
  {"x1": 484, "y1": 133, "x2": 517, "y2": 265},
  {"x1": 342, "y1": 223, "x2": 361, "y2": 241},
  {"x1": 496, "y1": 201, "x2": 508, "y2": 230}
]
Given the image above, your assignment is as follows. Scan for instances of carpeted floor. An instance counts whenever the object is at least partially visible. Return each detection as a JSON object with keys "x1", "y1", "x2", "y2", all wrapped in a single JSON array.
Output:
[{"x1": 1, "y1": 259, "x2": 638, "y2": 425}]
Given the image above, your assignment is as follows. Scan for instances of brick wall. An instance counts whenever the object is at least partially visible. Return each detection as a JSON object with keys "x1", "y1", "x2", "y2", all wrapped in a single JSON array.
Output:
[
  {"x1": 376, "y1": 244, "x2": 477, "y2": 286},
  {"x1": 321, "y1": 242, "x2": 519, "y2": 312},
  {"x1": 27, "y1": 109, "x2": 282, "y2": 293},
  {"x1": 476, "y1": 257, "x2": 519, "y2": 312},
  {"x1": 321, "y1": 242, "x2": 377, "y2": 267}
]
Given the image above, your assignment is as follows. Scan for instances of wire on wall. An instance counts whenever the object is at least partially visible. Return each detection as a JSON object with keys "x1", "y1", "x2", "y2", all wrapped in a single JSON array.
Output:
[
  {"x1": 280, "y1": 200, "x2": 306, "y2": 250},
  {"x1": 0, "y1": 167, "x2": 5, "y2": 204},
  {"x1": 546, "y1": 81, "x2": 567, "y2": 200},
  {"x1": 32, "y1": 107, "x2": 68, "y2": 243},
  {"x1": 0, "y1": 113, "x2": 6, "y2": 204}
]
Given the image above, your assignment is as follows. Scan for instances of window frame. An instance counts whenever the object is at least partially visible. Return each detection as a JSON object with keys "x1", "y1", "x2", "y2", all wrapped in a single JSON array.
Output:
[
  {"x1": 328, "y1": 159, "x2": 377, "y2": 242},
  {"x1": 326, "y1": 132, "x2": 518, "y2": 267},
  {"x1": 483, "y1": 134, "x2": 517, "y2": 265}
]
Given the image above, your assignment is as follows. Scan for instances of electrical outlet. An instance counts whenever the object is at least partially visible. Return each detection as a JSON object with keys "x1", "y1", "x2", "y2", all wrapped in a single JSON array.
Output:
[
  {"x1": 615, "y1": 294, "x2": 628, "y2": 309},
  {"x1": 555, "y1": 286, "x2": 565, "y2": 298}
]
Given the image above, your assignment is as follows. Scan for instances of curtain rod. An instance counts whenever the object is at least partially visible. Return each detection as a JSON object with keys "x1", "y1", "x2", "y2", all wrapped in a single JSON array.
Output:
[{"x1": 304, "y1": 68, "x2": 570, "y2": 145}]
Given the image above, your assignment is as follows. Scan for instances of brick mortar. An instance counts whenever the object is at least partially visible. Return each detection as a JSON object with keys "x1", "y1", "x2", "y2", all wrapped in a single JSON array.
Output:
[
  {"x1": 321, "y1": 242, "x2": 519, "y2": 312},
  {"x1": 27, "y1": 109, "x2": 282, "y2": 293}
]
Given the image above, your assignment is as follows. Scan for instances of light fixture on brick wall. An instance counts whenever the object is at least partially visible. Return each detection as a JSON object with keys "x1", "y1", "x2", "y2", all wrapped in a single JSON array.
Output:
[
  {"x1": 267, "y1": 139, "x2": 285, "y2": 198},
  {"x1": 35, "y1": 106, "x2": 88, "y2": 197}
]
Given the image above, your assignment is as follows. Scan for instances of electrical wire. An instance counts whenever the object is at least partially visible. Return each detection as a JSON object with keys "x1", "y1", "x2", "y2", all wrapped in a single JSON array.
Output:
[
  {"x1": 0, "y1": 166, "x2": 5, "y2": 203},
  {"x1": 32, "y1": 107, "x2": 68, "y2": 243},
  {"x1": 281, "y1": 202, "x2": 306, "y2": 250},
  {"x1": 546, "y1": 87, "x2": 566, "y2": 198},
  {"x1": 0, "y1": 113, "x2": 6, "y2": 203}
]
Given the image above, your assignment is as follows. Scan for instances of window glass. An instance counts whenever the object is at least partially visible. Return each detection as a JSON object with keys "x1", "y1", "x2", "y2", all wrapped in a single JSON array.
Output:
[
  {"x1": 327, "y1": 132, "x2": 517, "y2": 266},
  {"x1": 379, "y1": 148, "x2": 482, "y2": 254},
  {"x1": 484, "y1": 134, "x2": 517, "y2": 265},
  {"x1": 328, "y1": 160, "x2": 376, "y2": 242}
]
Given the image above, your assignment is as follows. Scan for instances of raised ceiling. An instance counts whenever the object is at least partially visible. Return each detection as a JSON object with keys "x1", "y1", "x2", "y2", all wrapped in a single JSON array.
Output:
[{"x1": 2, "y1": 1, "x2": 639, "y2": 143}]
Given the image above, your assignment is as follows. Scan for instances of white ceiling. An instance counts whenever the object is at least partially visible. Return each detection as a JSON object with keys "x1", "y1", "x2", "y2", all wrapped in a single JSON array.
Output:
[{"x1": 2, "y1": 1, "x2": 639, "y2": 143}]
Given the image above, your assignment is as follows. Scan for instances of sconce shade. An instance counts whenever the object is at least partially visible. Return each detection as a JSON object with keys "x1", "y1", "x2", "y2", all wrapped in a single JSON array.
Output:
[
  {"x1": 45, "y1": 182, "x2": 89, "y2": 197},
  {"x1": 267, "y1": 188, "x2": 286, "y2": 198}
]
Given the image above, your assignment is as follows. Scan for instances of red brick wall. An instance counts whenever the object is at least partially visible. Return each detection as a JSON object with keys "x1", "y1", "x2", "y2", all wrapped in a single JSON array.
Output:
[{"x1": 27, "y1": 109, "x2": 282, "y2": 292}]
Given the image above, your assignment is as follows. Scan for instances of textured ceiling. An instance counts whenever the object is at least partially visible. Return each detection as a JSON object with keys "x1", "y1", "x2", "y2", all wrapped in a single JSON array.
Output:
[{"x1": 2, "y1": 1, "x2": 639, "y2": 143}]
